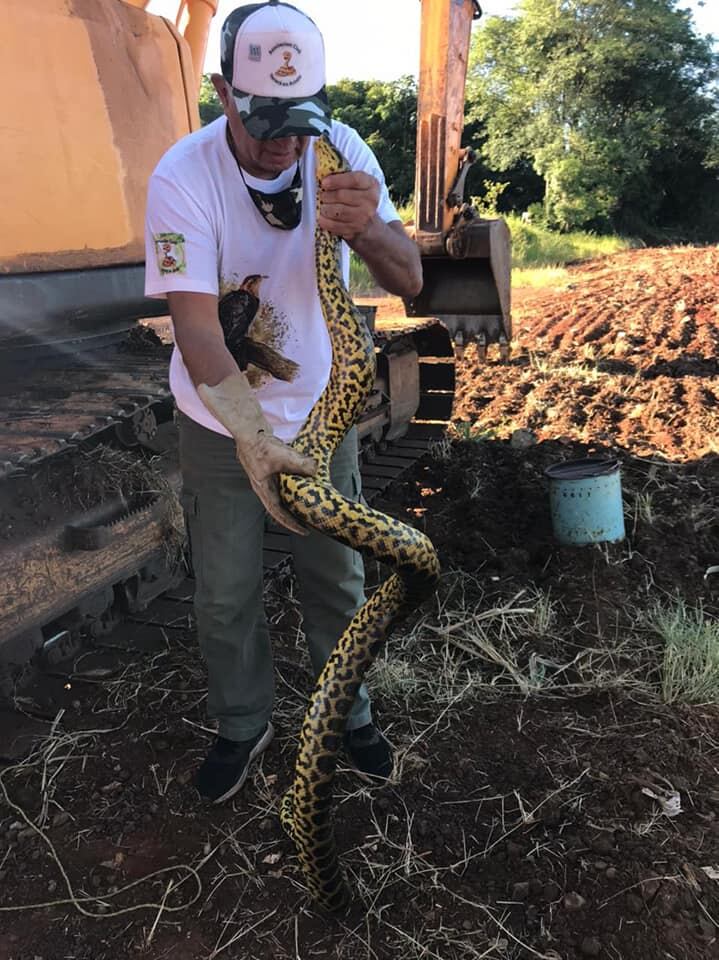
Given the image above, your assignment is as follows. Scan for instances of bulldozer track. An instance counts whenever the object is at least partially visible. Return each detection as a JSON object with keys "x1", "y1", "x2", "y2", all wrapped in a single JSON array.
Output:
[
  {"x1": 0, "y1": 353, "x2": 172, "y2": 479},
  {"x1": 0, "y1": 318, "x2": 452, "y2": 479},
  {"x1": 0, "y1": 422, "x2": 442, "y2": 700},
  {"x1": 0, "y1": 321, "x2": 453, "y2": 692}
]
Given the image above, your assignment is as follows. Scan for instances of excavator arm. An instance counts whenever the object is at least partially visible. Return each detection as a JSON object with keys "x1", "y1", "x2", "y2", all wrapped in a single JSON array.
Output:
[
  {"x1": 126, "y1": 1, "x2": 219, "y2": 88},
  {"x1": 406, "y1": 0, "x2": 511, "y2": 360}
]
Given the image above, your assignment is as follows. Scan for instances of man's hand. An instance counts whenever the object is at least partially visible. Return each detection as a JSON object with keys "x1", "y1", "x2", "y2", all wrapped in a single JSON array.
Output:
[
  {"x1": 317, "y1": 174, "x2": 423, "y2": 298},
  {"x1": 319, "y1": 171, "x2": 381, "y2": 242},
  {"x1": 234, "y1": 431, "x2": 316, "y2": 536},
  {"x1": 197, "y1": 374, "x2": 316, "y2": 536}
]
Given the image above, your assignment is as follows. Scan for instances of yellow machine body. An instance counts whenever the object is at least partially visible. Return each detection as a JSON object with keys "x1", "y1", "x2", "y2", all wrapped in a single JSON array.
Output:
[
  {"x1": 408, "y1": 0, "x2": 512, "y2": 356},
  {"x1": 1, "y1": 0, "x2": 202, "y2": 275}
]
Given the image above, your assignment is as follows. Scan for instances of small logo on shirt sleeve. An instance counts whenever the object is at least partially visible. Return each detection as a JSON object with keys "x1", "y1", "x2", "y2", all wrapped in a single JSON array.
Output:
[{"x1": 154, "y1": 232, "x2": 186, "y2": 275}]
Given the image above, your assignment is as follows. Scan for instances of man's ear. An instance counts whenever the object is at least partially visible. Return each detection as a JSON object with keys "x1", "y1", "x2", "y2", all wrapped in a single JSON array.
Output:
[{"x1": 210, "y1": 74, "x2": 231, "y2": 111}]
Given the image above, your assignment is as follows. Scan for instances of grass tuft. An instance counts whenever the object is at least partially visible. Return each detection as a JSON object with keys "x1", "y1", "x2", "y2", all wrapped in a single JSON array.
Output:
[
  {"x1": 647, "y1": 601, "x2": 719, "y2": 704},
  {"x1": 511, "y1": 265, "x2": 570, "y2": 289},
  {"x1": 349, "y1": 253, "x2": 375, "y2": 296}
]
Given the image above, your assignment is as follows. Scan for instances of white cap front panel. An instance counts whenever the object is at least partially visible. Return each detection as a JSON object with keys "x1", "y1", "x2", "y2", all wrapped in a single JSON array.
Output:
[{"x1": 231, "y1": 5, "x2": 326, "y2": 97}]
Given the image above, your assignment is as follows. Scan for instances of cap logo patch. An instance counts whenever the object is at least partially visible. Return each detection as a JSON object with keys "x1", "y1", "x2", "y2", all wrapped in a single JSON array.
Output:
[
  {"x1": 248, "y1": 43, "x2": 262, "y2": 61},
  {"x1": 270, "y1": 42, "x2": 302, "y2": 86}
]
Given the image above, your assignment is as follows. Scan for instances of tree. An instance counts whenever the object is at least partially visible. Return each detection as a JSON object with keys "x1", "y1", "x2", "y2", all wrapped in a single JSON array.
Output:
[
  {"x1": 467, "y1": 0, "x2": 719, "y2": 236},
  {"x1": 198, "y1": 75, "x2": 223, "y2": 126},
  {"x1": 327, "y1": 77, "x2": 418, "y2": 203}
]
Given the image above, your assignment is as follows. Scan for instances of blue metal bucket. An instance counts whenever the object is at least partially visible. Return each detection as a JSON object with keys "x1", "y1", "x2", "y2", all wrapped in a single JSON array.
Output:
[{"x1": 545, "y1": 457, "x2": 625, "y2": 545}]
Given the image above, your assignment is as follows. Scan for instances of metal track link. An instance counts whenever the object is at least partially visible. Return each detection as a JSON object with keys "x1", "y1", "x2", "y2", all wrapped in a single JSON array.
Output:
[
  {"x1": 0, "y1": 422, "x2": 444, "y2": 700},
  {"x1": 0, "y1": 351, "x2": 172, "y2": 479}
]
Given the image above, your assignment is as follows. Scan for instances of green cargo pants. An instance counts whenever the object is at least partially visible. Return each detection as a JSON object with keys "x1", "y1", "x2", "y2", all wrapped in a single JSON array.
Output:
[{"x1": 178, "y1": 412, "x2": 372, "y2": 742}]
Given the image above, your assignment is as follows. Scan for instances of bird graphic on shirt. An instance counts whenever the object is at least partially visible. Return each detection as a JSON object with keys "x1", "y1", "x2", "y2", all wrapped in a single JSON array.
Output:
[{"x1": 218, "y1": 274, "x2": 299, "y2": 383}]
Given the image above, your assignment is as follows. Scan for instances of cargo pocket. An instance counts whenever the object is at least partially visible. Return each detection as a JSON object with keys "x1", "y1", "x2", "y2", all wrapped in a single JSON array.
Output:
[{"x1": 179, "y1": 491, "x2": 202, "y2": 581}]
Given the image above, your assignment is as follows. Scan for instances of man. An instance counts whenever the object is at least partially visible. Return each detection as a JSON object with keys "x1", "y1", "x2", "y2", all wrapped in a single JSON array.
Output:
[{"x1": 144, "y1": 0, "x2": 422, "y2": 804}]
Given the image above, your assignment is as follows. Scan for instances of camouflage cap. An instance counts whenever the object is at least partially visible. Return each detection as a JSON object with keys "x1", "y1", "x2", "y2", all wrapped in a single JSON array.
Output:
[
  {"x1": 221, "y1": 2, "x2": 332, "y2": 140},
  {"x1": 230, "y1": 88, "x2": 331, "y2": 140}
]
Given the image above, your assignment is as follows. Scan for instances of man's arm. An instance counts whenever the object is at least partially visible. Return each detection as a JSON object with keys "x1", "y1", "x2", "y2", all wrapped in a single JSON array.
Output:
[
  {"x1": 167, "y1": 291, "x2": 237, "y2": 388},
  {"x1": 351, "y1": 219, "x2": 423, "y2": 299},
  {"x1": 319, "y1": 172, "x2": 423, "y2": 299},
  {"x1": 167, "y1": 292, "x2": 315, "y2": 535}
]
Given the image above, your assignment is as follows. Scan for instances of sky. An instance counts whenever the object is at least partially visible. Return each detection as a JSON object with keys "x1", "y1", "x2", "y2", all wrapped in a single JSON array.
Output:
[{"x1": 148, "y1": 1, "x2": 717, "y2": 83}]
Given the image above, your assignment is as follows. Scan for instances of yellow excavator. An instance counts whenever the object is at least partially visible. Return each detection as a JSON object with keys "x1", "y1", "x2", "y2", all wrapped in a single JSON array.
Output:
[
  {"x1": 409, "y1": 0, "x2": 511, "y2": 360},
  {"x1": 0, "y1": 0, "x2": 509, "y2": 679}
]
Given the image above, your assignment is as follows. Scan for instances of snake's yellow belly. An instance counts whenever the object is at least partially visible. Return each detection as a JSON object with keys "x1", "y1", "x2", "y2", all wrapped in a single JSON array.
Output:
[{"x1": 278, "y1": 135, "x2": 440, "y2": 912}]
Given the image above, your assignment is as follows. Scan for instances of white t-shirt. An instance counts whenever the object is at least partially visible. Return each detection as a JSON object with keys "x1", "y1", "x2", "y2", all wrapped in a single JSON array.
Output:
[{"x1": 144, "y1": 117, "x2": 398, "y2": 442}]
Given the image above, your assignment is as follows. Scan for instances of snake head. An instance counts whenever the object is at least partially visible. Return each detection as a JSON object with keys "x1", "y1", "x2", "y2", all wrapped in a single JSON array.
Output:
[{"x1": 315, "y1": 133, "x2": 348, "y2": 179}]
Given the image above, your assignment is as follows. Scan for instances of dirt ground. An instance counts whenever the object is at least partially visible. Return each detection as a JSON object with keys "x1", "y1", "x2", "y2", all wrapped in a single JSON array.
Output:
[
  {"x1": 455, "y1": 245, "x2": 719, "y2": 461},
  {"x1": 1, "y1": 246, "x2": 718, "y2": 959}
]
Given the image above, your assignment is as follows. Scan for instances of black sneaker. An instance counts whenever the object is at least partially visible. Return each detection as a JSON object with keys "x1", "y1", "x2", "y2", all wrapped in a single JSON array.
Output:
[
  {"x1": 344, "y1": 723, "x2": 394, "y2": 780},
  {"x1": 196, "y1": 721, "x2": 274, "y2": 804}
]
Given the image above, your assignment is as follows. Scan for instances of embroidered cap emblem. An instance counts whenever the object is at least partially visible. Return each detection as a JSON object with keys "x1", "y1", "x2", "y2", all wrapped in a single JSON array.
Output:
[
  {"x1": 270, "y1": 42, "x2": 302, "y2": 86},
  {"x1": 154, "y1": 232, "x2": 186, "y2": 275},
  {"x1": 275, "y1": 51, "x2": 296, "y2": 77}
]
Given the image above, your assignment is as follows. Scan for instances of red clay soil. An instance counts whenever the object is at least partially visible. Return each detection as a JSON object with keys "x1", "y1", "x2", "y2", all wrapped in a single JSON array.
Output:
[
  {"x1": 1, "y1": 246, "x2": 718, "y2": 960},
  {"x1": 455, "y1": 245, "x2": 719, "y2": 461}
]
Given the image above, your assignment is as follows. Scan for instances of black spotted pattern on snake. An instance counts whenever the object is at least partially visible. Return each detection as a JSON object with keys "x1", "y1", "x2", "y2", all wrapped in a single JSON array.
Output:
[{"x1": 278, "y1": 135, "x2": 440, "y2": 912}]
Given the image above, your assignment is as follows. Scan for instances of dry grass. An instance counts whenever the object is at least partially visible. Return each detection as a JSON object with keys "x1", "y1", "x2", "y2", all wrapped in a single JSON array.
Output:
[
  {"x1": 646, "y1": 600, "x2": 719, "y2": 704},
  {"x1": 364, "y1": 571, "x2": 656, "y2": 709},
  {"x1": 2, "y1": 496, "x2": 717, "y2": 957}
]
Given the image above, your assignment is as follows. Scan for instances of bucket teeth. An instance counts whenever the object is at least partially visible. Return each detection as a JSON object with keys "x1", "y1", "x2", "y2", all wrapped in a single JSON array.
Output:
[
  {"x1": 450, "y1": 330, "x2": 511, "y2": 362},
  {"x1": 499, "y1": 334, "x2": 511, "y2": 362},
  {"x1": 476, "y1": 332, "x2": 487, "y2": 362}
]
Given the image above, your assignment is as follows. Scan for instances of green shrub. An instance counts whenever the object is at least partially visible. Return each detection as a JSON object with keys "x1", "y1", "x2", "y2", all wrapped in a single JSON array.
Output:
[{"x1": 506, "y1": 215, "x2": 633, "y2": 269}]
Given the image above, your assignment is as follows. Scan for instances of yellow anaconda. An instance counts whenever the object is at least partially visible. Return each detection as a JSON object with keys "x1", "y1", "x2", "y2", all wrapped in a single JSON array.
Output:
[{"x1": 277, "y1": 135, "x2": 441, "y2": 912}]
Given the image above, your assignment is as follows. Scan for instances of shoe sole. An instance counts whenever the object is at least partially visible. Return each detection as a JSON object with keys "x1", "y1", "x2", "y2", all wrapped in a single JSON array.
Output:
[{"x1": 212, "y1": 721, "x2": 275, "y2": 805}]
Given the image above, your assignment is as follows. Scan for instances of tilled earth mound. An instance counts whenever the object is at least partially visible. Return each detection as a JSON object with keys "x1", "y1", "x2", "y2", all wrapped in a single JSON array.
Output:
[{"x1": 455, "y1": 246, "x2": 719, "y2": 460}]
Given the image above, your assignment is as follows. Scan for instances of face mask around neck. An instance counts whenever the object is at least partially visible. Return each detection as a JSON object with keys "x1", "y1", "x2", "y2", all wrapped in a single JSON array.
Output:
[{"x1": 226, "y1": 125, "x2": 303, "y2": 231}]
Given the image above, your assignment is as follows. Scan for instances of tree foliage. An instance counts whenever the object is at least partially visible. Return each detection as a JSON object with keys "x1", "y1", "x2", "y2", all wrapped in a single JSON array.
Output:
[
  {"x1": 327, "y1": 77, "x2": 418, "y2": 202},
  {"x1": 326, "y1": 76, "x2": 539, "y2": 213},
  {"x1": 198, "y1": 75, "x2": 223, "y2": 126},
  {"x1": 467, "y1": 0, "x2": 719, "y2": 236}
]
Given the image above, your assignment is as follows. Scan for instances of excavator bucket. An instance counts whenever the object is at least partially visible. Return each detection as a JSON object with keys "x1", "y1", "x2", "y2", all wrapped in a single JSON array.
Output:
[
  {"x1": 407, "y1": 0, "x2": 512, "y2": 359},
  {"x1": 405, "y1": 217, "x2": 511, "y2": 357}
]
